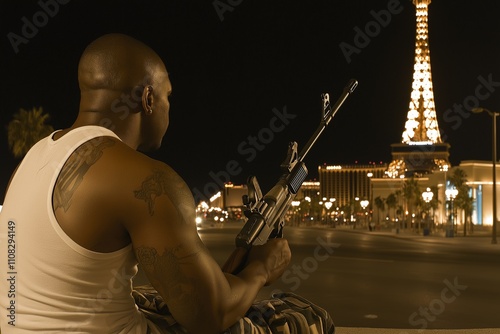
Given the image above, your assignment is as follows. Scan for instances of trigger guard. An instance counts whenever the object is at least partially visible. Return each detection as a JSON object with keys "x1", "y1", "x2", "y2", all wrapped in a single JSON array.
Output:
[{"x1": 269, "y1": 225, "x2": 283, "y2": 239}]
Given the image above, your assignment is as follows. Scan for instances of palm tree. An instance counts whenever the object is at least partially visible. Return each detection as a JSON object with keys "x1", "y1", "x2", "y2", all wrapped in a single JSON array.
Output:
[
  {"x1": 374, "y1": 196, "x2": 385, "y2": 224},
  {"x1": 385, "y1": 193, "x2": 397, "y2": 225},
  {"x1": 394, "y1": 189, "x2": 403, "y2": 216},
  {"x1": 428, "y1": 185, "x2": 440, "y2": 230},
  {"x1": 7, "y1": 107, "x2": 54, "y2": 158},
  {"x1": 448, "y1": 168, "x2": 467, "y2": 189},
  {"x1": 402, "y1": 177, "x2": 421, "y2": 230},
  {"x1": 448, "y1": 168, "x2": 473, "y2": 235}
]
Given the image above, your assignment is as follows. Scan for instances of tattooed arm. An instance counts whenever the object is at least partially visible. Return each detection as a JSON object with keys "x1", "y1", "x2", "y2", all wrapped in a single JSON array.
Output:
[
  {"x1": 50, "y1": 135, "x2": 290, "y2": 331},
  {"x1": 123, "y1": 159, "x2": 291, "y2": 333}
]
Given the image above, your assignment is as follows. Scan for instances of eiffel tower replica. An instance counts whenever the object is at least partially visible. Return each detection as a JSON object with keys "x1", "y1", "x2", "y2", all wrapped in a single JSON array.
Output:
[{"x1": 386, "y1": 0, "x2": 450, "y2": 178}]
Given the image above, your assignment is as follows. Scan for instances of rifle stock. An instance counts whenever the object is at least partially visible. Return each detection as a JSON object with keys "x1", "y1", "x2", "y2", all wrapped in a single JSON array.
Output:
[{"x1": 222, "y1": 79, "x2": 358, "y2": 275}]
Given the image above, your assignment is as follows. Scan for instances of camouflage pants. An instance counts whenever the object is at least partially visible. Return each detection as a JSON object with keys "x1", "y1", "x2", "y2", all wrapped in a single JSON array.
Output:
[{"x1": 132, "y1": 285, "x2": 335, "y2": 334}]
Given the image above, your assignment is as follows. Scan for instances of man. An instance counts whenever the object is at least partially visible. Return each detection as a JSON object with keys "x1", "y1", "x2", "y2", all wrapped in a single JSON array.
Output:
[{"x1": 0, "y1": 33, "x2": 333, "y2": 333}]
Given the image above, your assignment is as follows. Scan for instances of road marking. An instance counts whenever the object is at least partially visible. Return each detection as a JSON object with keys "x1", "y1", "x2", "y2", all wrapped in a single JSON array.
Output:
[{"x1": 364, "y1": 314, "x2": 378, "y2": 319}]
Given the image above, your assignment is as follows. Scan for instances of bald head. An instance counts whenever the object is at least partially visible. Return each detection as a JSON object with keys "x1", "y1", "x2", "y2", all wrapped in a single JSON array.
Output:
[
  {"x1": 73, "y1": 33, "x2": 172, "y2": 151},
  {"x1": 78, "y1": 33, "x2": 167, "y2": 92}
]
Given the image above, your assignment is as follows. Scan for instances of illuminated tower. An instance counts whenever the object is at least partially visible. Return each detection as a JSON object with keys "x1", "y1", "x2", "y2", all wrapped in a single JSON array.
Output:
[{"x1": 386, "y1": 0, "x2": 450, "y2": 178}]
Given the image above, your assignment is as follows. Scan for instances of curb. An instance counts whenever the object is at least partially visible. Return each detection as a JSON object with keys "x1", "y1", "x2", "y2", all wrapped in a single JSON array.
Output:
[
  {"x1": 304, "y1": 224, "x2": 498, "y2": 247},
  {"x1": 335, "y1": 328, "x2": 500, "y2": 334}
]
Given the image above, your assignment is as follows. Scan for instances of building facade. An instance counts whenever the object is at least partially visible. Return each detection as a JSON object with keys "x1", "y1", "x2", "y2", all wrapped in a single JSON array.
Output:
[
  {"x1": 318, "y1": 164, "x2": 387, "y2": 208},
  {"x1": 371, "y1": 161, "x2": 499, "y2": 229},
  {"x1": 456, "y1": 161, "x2": 500, "y2": 226}
]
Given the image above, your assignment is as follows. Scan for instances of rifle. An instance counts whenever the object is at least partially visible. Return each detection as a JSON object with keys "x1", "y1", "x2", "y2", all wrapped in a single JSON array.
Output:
[{"x1": 221, "y1": 79, "x2": 358, "y2": 274}]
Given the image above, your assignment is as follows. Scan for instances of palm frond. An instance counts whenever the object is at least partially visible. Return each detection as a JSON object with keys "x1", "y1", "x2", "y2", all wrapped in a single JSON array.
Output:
[{"x1": 7, "y1": 107, "x2": 54, "y2": 158}]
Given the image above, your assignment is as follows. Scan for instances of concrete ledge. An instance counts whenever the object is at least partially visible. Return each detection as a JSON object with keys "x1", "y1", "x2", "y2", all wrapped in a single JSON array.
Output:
[{"x1": 336, "y1": 328, "x2": 500, "y2": 334}]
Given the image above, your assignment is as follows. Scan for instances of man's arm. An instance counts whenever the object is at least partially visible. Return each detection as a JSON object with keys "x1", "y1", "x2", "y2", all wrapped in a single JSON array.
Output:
[{"x1": 122, "y1": 159, "x2": 290, "y2": 333}]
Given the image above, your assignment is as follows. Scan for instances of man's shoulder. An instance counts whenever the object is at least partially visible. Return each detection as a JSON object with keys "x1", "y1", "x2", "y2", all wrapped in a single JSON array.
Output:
[
  {"x1": 58, "y1": 125, "x2": 171, "y2": 174},
  {"x1": 87, "y1": 136, "x2": 185, "y2": 200},
  {"x1": 102, "y1": 137, "x2": 175, "y2": 176}
]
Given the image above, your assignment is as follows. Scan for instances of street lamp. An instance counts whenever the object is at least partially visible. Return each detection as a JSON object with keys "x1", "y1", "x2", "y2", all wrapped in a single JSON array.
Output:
[
  {"x1": 360, "y1": 200, "x2": 369, "y2": 230},
  {"x1": 324, "y1": 201, "x2": 333, "y2": 226},
  {"x1": 330, "y1": 198, "x2": 336, "y2": 226},
  {"x1": 472, "y1": 107, "x2": 498, "y2": 244},
  {"x1": 352, "y1": 197, "x2": 360, "y2": 227},
  {"x1": 445, "y1": 188, "x2": 458, "y2": 237},
  {"x1": 422, "y1": 187, "x2": 433, "y2": 235}
]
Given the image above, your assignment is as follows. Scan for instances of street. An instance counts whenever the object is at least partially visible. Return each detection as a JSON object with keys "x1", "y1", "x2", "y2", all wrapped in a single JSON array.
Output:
[{"x1": 197, "y1": 222, "x2": 500, "y2": 331}]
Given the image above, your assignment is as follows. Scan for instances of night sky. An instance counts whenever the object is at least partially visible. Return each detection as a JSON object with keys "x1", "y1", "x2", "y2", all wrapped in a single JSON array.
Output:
[{"x1": 1, "y1": 0, "x2": 499, "y2": 202}]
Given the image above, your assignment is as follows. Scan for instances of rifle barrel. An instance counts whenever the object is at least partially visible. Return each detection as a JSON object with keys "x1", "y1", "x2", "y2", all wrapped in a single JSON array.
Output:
[{"x1": 298, "y1": 79, "x2": 358, "y2": 161}]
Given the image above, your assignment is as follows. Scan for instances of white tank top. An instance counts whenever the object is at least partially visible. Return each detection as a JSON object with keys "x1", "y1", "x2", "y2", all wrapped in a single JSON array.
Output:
[{"x1": 0, "y1": 126, "x2": 150, "y2": 333}]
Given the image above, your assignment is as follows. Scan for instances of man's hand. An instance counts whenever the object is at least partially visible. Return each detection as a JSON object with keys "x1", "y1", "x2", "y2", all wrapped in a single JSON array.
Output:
[{"x1": 245, "y1": 238, "x2": 291, "y2": 286}]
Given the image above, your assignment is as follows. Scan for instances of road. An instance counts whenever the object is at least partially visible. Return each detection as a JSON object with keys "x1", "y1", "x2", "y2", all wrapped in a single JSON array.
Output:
[{"x1": 196, "y1": 222, "x2": 500, "y2": 331}]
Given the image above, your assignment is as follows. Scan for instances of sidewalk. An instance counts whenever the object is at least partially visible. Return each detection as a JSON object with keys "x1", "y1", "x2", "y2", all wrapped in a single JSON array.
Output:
[
  {"x1": 335, "y1": 328, "x2": 500, "y2": 334},
  {"x1": 320, "y1": 224, "x2": 499, "y2": 248}
]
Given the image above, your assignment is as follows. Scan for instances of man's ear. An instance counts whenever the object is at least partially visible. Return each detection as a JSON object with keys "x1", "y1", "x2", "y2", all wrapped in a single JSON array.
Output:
[{"x1": 142, "y1": 85, "x2": 154, "y2": 115}]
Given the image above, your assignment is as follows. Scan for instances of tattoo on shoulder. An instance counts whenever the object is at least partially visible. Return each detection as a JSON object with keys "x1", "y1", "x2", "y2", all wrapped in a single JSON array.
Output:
[
  {"x1": 53, "y1": 137, "x2": 115, "y2": 212},
  {"x1": 133, "y1": 169, "x2": 168, "y2": 216}
]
